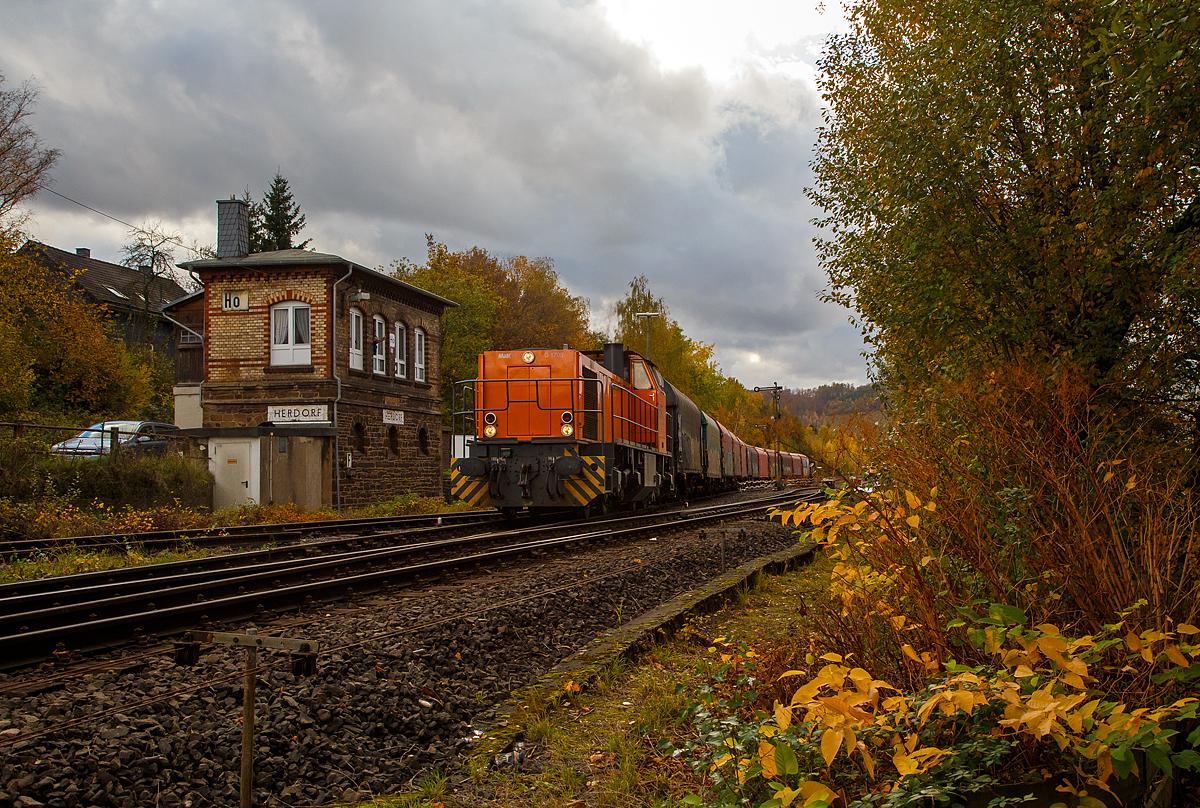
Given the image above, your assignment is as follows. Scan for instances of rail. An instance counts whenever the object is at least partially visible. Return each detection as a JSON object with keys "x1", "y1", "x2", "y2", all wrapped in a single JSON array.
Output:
[{"x1": 0, "y1": 487, "x2": 818, "y2": 671}]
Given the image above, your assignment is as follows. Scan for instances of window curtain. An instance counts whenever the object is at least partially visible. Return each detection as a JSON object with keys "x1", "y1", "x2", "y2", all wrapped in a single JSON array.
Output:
[
  {"x1": 294, "y1": 307, "x2": 310, "y2": 345},
  {"x1": 273, "y1": 308, "x2": 290, "y2": 345}
]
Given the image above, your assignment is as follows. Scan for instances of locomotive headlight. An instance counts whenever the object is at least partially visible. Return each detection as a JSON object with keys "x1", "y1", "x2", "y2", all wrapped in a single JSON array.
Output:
[
  {"x1": 483, "y1": 412, "x2": 497, "y2": 425},
  {"x1": 483, "y1": 425, "x2": 497, "y2": 437},
  {"x1": 522, "y1": 351, "x2": 535, "y2": 364},
  {"x1": 560, "y1": 411, "x2": 573, "y2": 424},
  {"x1": 561, "y1": 423, "x2": 574, "y2": 437}
]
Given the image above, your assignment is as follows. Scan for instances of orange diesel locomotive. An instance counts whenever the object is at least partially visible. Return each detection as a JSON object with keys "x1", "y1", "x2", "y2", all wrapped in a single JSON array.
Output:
[{"x1": 449, "y1": 342, "x2": 811, "y2": 514}]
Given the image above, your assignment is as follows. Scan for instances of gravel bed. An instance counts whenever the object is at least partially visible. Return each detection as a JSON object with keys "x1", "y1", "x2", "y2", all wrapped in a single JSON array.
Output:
[{"x1": 0, "y1": 489, "x2": 804, "y2": 807}]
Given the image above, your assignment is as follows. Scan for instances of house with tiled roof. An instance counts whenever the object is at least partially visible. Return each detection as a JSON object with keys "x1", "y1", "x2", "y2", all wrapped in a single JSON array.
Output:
[
  {"x1": 164, "y1": 198, "x2": 457, "y2": 511},
  {"x1": 19, "y1": 241, "x2": 190, "y2": 351}
]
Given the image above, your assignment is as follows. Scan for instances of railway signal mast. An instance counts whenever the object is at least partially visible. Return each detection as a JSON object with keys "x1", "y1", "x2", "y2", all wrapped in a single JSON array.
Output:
[{"x1": 754, "y1": 383, "x2": 785, "y2": 488}]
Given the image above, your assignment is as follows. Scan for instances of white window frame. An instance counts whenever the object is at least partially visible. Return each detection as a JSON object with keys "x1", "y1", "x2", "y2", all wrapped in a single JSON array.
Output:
[
  {"x1": 349, "y1": 308, "x2": 364, "y2": 371},
  {"x1": 270, "y1": 301, "x2": 311, "y2": 366},
  {"x1": 394, "y1": 323, "x2": 407, "y2": 379},
  {"x1": 415, "y1": 328, "x2": 426, "y2": 383},
  {"x1": 372, "y1": 315, "x2": 387, "y2": 374}
]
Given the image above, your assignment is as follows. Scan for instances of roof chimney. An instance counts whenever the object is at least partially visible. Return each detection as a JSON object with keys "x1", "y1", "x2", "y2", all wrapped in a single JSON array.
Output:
[
  {"x1": 75, "y1": 248, "x2": 90, "y2": 258},
  {"x1": 216, "y1": 197, "x2": 249, "y2": 259}
]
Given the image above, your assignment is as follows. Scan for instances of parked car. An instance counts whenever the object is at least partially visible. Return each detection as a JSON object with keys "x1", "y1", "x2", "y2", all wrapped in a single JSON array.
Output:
[{"x1": 50, "y1": 421, "x2": 181, "y2": 458}]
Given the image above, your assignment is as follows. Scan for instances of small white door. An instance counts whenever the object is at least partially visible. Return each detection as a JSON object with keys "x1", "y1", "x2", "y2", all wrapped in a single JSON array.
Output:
[{"x1": 210, "y1": 439, "x2": 260, "y2": 510}]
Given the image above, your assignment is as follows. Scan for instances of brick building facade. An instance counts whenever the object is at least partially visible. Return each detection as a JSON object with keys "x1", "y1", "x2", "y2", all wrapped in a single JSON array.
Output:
[{"x1": 167, "y1": 198, "x2": 456, "y2": 510}]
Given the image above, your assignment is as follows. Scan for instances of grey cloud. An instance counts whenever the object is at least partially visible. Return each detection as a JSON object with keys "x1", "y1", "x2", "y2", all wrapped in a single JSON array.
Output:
[{"x1": 1, "y1": 0, "x2": 869, "y2": 388}]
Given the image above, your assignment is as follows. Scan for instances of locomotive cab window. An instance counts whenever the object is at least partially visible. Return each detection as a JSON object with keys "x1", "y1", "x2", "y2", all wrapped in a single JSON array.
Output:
[{"x1": 630, "y1": 360, "x2": 653, "y2": 390}]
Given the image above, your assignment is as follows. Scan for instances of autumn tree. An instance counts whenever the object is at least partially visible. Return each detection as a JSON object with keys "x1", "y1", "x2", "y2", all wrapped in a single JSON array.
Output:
[
  {"x1": 0, "y1": 75, "x2": 59, "y2": 228},
  {"x1": 391, "y1": 242, "x2": 500, "y2": 419},
  {"x1": 0, "y1": 73, "x2": 148, "y2": 419},
  {"x1": 811, "y1": 0, "x2": 1200, "y2": 414},
  {"x1": 810, "y1": 0, "x2": 1200, "y2": 632},
  {"x1": 610, "y1": 275, "x2": 768, "y2": 441},
  {"x1": 489, "y1": 254, "x2": 594, "y2": 351},
  {"x1": 392, "y1": 237, "x2": 598, "y2": 419},
  {"x1": 248, "y1": 172, "x2": 309, "y2": 252},
  {"x1": 0, "y1": 233, "x2": 150, "y2": 419}
]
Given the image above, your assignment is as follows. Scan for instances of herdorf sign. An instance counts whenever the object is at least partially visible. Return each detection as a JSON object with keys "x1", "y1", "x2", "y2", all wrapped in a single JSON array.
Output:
[
  {"x1": 382, "y1": 409, "x2": 405, "y2": 425},
  {"x1": 268, "y1": 405, "x2": 329, "y2": 424}
]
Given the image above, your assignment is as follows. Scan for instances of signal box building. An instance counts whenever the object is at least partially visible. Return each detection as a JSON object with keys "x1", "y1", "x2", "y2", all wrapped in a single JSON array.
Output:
[{"x1": 166, "y1": 198, "x2": 456, "y2": 511}]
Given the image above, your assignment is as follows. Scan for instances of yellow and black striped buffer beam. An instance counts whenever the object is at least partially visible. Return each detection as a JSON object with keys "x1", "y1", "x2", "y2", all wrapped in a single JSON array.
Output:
[
  {"x1": 561, "y1": 453, "x2": 605, "y2": 507},
  {"x1": 450, "y1": 467, "x2": 493, "y2": 508}
]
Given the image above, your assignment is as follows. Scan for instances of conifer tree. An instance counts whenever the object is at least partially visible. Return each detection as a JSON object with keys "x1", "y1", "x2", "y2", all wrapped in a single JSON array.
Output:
[{"x1": 249, "y1": 172, "x2": 309, "y2": 252}]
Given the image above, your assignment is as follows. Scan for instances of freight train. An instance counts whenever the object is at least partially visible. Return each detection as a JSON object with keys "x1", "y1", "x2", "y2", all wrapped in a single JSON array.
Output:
[{"x1": 449, "y1": 343, "x2": 812, "y2": 515}]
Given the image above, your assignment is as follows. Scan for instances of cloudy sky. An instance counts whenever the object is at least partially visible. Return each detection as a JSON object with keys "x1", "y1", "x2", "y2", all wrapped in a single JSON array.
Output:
[{"x1": 2, "y1": 0, "x2": 866, "y2": 390}]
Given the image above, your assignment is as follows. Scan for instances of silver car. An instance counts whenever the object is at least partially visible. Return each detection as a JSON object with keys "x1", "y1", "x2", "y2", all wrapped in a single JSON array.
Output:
[{"x1": 51, "y1": 421, "x2": 181, "y2": 458}]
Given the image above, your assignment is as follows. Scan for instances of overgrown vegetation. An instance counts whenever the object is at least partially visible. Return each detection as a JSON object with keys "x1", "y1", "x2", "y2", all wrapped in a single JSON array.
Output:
[
  {"x1": 0, "y1": 233, "x2": 157, "y2": 421},
  {"x1": 671, "y1": 0, "x2": 1200, "y2": 803},
  {"x1": 0, "y1": 442, "x2": 213, "y2": 511}
]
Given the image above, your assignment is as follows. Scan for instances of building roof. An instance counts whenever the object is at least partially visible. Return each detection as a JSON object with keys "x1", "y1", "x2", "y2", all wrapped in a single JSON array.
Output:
[
  {"x1": 21, "y1": 241, "x2": 190, "y2": 313},
  {"x1": 161, "y1": 289, "x2": 203, "y2": 314},
  {"x1": 179, "y1": 249, "x2": 458, "y2": 309}
]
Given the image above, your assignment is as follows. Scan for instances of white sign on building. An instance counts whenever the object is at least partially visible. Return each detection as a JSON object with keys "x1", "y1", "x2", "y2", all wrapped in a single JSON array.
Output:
[
  {"x1": 222, "y1": 290, "x2": 250, "y2": 311},
  {"x1": 382, "y1": 409, "x2": 405, "y2": 425},
  {"x1": 268, "y1": 404, "x2": 330, "y2": 424}
]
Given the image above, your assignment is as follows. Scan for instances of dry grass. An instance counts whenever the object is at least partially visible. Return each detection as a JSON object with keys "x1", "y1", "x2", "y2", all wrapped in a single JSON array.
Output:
[
  {"x1": 419, "y1": 562, "x2": 830, "y2": 808},
  {"x1": 0, "y1": 493, "x2": 479, "y2": 582},
  {"x1": 0, "y1": 543, "x2": 211, "y2": 583}
]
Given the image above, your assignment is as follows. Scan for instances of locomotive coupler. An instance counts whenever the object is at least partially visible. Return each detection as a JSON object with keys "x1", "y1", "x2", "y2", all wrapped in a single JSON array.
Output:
[
  {"x1": 518, "y1": 460, "x2": 535, "y2": 500},
  {"x1": 487, "y1": 457, "x2": 506, "y2": 499}
]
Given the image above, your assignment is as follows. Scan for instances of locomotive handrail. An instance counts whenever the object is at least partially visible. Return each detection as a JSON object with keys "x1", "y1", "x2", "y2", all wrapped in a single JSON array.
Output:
[
  {"x1": 607, "y1": 383, "x2": 657, "y2": 448},
  {"x1": 452, "y1": 376, "x2": 605, "y2": 442},
  {"x1": 451, "y1": 375, "x2": 660, "y2": 449}
]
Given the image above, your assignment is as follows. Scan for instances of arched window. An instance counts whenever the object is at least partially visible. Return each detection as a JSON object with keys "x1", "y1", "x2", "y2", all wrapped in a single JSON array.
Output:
[
  {"x1": 387, "y1": 425, "x2": 399, "y2": 456},
  {"x1": 394, "y1": 323, "x2": 407, "y2": 379},
  {"x1": 270, "y1": 301, "x2": 311, "y2": 365},
  {"x1": 372, "y1": 315, "x2": 387, "y2": 374},
  {"x1": 414, "y1": 328, "x2": 426, "y2": 383},
  {"x1": 418, "y1": 427, "x2": 431, "y2": 456},
  {"x1": 349, "y1": 308, "x2": 364, "y2": 371},
  {"x1": 353, "y1": 422, "x2": 366, "y2": 453}
]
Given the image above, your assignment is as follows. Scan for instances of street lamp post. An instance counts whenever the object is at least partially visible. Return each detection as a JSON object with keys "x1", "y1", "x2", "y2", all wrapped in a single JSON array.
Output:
[
  {"x1": 754, "y1": 383, "x2": 784, "y2": 488},
  {"x1": 634, "y1": 311, "x2": 661, "y2": 360}
]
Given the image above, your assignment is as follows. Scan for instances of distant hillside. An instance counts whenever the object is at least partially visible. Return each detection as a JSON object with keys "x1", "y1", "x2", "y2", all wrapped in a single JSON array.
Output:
[{"x1": 780, "y1": 383, "x2": 880, "y2": 423}]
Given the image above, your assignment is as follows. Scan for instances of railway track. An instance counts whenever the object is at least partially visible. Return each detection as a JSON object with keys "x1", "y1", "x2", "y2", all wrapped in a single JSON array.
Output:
[
  {"x1": 0, "y1": 488, "x2": 817, "y2": 672},
  {"x1": 0, "y1": 507, "x2": 511, "y2": 557}
]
